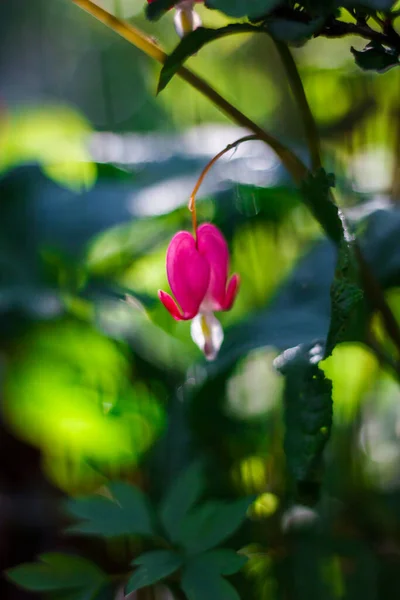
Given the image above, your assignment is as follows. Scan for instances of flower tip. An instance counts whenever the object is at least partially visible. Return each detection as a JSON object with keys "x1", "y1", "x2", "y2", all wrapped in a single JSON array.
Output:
[
  {"x1": 223, "y1": 273, "x2": 240, "y2": 311},
  {"x1": 191, "y1": 313, "x2": 223, "y2": 362},
  {"x1": 158, "y1": 290, "x2": 184, "y2": 321}
]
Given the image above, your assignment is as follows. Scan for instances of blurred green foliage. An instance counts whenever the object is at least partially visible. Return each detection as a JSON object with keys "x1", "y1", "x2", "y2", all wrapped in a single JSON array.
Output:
[{"x1": 4, "y1": 0, "x2": 400, "y2": 599}]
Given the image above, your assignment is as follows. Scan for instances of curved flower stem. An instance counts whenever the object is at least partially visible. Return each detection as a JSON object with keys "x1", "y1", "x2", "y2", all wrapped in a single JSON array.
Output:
[
  {"x1": 71, "y1": 0, "x2": 307, "y2": 183},
  {"x1": 189, "y1": 134, "x2": 259, "y2": 237},
  {"x1": 273, "y1": 41, "x2": 321, "y2": 172}
]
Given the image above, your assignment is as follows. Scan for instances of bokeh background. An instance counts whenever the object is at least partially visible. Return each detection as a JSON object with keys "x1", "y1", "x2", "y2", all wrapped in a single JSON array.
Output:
[{"x1": 3, "y1": 1, "x2": 400, "y2": 598}]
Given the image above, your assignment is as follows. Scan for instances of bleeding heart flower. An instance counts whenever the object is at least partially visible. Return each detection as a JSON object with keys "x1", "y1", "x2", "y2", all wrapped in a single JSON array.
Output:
[
  {"x1": 147, "y1": 0, "x2": 203, "y2": 38},
  {"x1": 159, "y1": 223, "x2": 240, "y2": 360}
]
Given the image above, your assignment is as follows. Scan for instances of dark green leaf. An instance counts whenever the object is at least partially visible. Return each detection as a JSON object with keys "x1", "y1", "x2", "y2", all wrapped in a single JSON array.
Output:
[
  {"x1": 266, "y1": 17, "x2": 325, "y2": 43},
  {"x1": 65, "y1": 481, "x2": 156, "y2": 538},
  {"x1": 351, "y1": 42, "x2": 399, "y2": 73},
  {"x1": 343, "y1": 0, "x2": 395, "y2": 10},
  {"x1": 158, "y1": 25, "x2": 259, "y2": 93},
  {"x1": 177, "y1": 497, "x2": 254, "y2": 554},
  {"x1": 205, "y1": 0, "x2": 280, "y2": 19},
  {"x1": 300, "y1": 169, "x2": 344, "y2": 245},
  {"x1": 275, "y1": 342, "x2": 333, "y2": 483},
  {"x1": 325, "y1": 241, "x2": 365, "y2": 358},
  {"x1": 181, "y1": 558, "x2": 241, "y2": 600},
  {"x1": 145, "y1": 0, "x2": 176, "y2": 21},
  {"x1": 159, "y1": 461, "x2": 205, "y2": 540},
  {"x1": 183, "y1": 549, "x2": 248, "y2": 575},
  {"x1": 126, "y1": 550, "x2": 183, "y2": 593},
  {"x1": 6, "y1": 553, "x2": 106, "y2": 594}
]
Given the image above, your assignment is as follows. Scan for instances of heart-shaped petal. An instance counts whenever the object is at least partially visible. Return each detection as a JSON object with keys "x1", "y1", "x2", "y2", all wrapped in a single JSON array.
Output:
[
  {"x1": 196, "y1": 224, "x2": 229, "y2": 311},
  {"x1": 166, "y1": 231, "x2": 210, "y2": 320}
]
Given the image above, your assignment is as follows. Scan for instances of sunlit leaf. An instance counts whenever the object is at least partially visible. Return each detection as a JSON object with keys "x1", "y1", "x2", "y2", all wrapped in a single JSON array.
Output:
[
  {"x1": 126, "y1": 550, "x2": 183, "y2": 593},
  {"x1": 0, "y1": 105, "x2": 96, "y2": 191}
]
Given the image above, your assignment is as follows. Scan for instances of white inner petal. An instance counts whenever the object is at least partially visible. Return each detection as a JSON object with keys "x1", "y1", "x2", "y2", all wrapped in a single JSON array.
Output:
[
  {"x1": 174, "y1": 6, "x2": 202, "y2": 38},
  {"x1": 190, "y1": 313, "x2": 224, "y2": 361}
]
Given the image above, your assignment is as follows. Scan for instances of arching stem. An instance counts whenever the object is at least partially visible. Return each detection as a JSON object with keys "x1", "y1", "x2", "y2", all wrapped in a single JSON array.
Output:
[{"x1": 189, "y1": 134, "x2": 259, "y2": 237}]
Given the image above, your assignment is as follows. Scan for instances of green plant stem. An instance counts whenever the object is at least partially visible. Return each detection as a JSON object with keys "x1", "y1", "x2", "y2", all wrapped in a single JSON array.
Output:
[
  {"x1": 273, "y1": 41, "x2": 321, "y2": 172},
  {"x1": 71, "y1": 0, "x2": 306, "y2": 182},
  {"x1": 273, "y1": 39, "x2": 400, "y2": 364}
]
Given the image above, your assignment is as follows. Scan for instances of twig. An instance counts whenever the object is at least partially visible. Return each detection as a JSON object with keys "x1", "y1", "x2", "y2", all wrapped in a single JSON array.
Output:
[{"x1": 322, "y1": 18, "x2": 400, "y2": 52}]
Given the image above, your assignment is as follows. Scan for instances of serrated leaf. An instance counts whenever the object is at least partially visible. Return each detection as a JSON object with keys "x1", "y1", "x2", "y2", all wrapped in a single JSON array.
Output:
[
  {"x1": 6, "y1": 553, "x2": 106, "y2": 594},
  {"x1": 176, "y1": 497, "x2": 254, "y2": 554},
  {"x1": 159, "y1": 461, "x2": 206, "y2": 540},
  {"x1": 158, "y1": 25, "x2": 259, "y2": 93},
  {"x1": 325, "y1": 241, "x2": 365, "y2": 358},
  {"x1": 205, "y1": 0, "x2": 280, "y2": 19},
  {"x1": 181, "y1": 558, "x2": 240, "y2": 600},
  {"x1": 65, "y1": 481, "x2": 156, "y2": 538},
  {"x1": 275, "y1": 342, "x2": 333, "y2": 483},
  {"x1": 351, "y1": 41, "x2": 399, "y2": 73},
  {"x1": 126, "y1": 550, "x2": 183, "y2": 593}
]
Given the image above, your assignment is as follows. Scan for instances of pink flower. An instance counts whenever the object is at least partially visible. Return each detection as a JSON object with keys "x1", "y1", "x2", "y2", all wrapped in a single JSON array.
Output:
[{"x1": 159, "y1": 223, "x2": 240, "y2": 360}]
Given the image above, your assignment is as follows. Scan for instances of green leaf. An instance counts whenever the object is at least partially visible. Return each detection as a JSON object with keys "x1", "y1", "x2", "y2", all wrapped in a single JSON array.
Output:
[
  {"x1": 126, "y1": 550, "x2": 183, "y2": 593},
  {"x1": 176, "y1": 497, "x2": 254, "y2": 554},
  {"x1": 266, "y1": 17, "x2": 325, "y2": 43},
  {"x1": 275, "y1": 342, "x2": 333, "y2": 483},
  {"x1": 65, "y1": 481, "x2": 156, "y2": 538},
  {"x1": 159, "y1": 461, "x2": 206, "y2": 541},
  {"x1": 157, "y1": 25, "x2": 259, "y2": 93},
  {"x1": 205, "y1": 0, "x2": 281, "y2": 19},
  {"x1": 6, "y1": 553, "x2": 107, "y2": 594},
  {"x1": 300, "y1": 169, "x2": 344, "y2": 245},
  {"x1": 325, "y1": 241, "x2": 365, "y2": 358},
  {"x1": 0, "y1": 105, "x2": 97, "y2": 193},
  {"x1": 145, "y1": 0, "x2": 176, "y2": 21},
  {"x1": 181, "y1": 558, "x2": 241, "y2": 600},
  {"x1": 183, "y1": 549, "x2": 248, "y2": 575},
  {"x1": 344, "y1": 0, "x2": 395, "y2": 10},
  {"x1": 351, "y1": 42, "x2": 399, "y2": 73}
]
